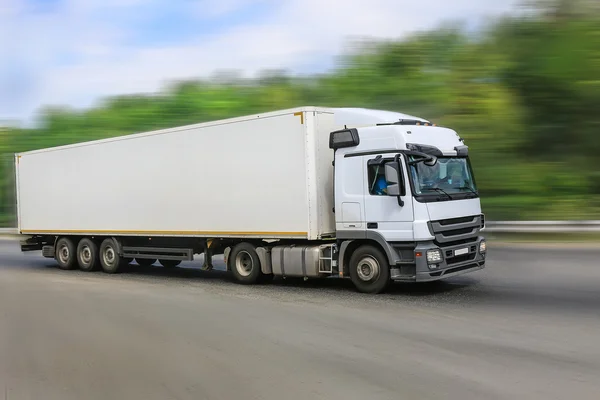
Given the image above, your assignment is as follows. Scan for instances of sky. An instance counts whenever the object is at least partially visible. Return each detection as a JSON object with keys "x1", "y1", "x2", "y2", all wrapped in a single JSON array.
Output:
[{"x1": 0, "y1": 0, "x2": 520, "y2": 126}]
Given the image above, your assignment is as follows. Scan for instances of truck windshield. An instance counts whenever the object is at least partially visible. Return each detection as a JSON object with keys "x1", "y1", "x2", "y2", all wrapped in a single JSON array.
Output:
[{"x1": 408, "y1": 156, "x2": 478, "y2": 198}]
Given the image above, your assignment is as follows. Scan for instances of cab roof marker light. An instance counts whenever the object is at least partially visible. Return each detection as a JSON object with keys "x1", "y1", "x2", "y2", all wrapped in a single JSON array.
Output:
[
  {"x1": 376, "y1": 119, "x2": 431, "y2": 126},
  {"x1": 454, "y1": 145, "x2": 469, "y2": 157}
]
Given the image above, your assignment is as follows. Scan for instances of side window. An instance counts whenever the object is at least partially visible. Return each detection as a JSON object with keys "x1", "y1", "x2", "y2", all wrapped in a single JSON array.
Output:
[{"x1": 367, "y1": 156, "x2": 391, "y2": 196}]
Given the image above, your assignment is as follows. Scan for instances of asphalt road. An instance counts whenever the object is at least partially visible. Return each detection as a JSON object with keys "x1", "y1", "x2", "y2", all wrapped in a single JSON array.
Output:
[{"x1": 1, "y1": 239, "x2": 600, "y2": 400}]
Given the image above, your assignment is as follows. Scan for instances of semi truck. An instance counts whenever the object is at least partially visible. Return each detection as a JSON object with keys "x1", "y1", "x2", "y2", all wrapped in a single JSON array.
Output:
[{"x1": 15, "y1": 106, "x2": 487, "y2": 293}]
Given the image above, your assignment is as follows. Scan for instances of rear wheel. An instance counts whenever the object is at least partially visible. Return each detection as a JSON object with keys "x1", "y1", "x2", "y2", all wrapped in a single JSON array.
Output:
[
  {"x1": 99, "y1": 238, "x2": 123, "y2": 274},
  {"x1": 77, "y1": 238, "x2": 100, "y2": 272},
  {"x1": 229, "y1": 242, "x2": 263, "y2": 284},
  {"x1": 55, "y1": 237, "x2": 77, "y2": 270},
  {"x1": 349, "y1": 245, "x2": 391, "y2": 294},
  {"x1": 159, "y1": 259, "x2": 181, "y2": 268}
]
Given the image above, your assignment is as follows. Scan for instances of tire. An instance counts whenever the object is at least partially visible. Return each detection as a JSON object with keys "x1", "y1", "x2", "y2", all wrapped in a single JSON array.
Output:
[
  {"x1": 229, "y1": 242, "x2": 263, "y2": 284},
  {"x1": 99, "y1": 238, "x2": 123, "y2": 274},
  {"x1": 76, "y1": 238, "x2": 100, "y2": 272},
  {"x1": 136, "y1": 258, "x2": 156, "y2": 267},
  {"x1": 55, "y1": 237, "x2": 77, "y2": 270},
  {"x1": 159, "y1": 259, "x2": 181, "y2": 268},
  {"x1": 349, "y1": 245, "x2": 391, "y2": 294}
]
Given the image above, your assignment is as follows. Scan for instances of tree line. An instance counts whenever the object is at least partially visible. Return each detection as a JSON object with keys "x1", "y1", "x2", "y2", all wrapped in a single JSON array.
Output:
[{"x1": 1, "y1": 0, "x2": 599, "y2": 225}]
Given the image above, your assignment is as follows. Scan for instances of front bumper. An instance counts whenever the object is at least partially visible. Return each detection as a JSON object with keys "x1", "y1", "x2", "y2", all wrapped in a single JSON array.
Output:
[{"x1": 390, "y1": 236, "x2": 486, "y2": 282}]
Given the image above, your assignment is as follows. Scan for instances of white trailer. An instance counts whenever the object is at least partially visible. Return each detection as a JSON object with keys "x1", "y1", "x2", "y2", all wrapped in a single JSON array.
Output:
[{"x1": 16, "y1": 106, "x2": 487, "y2": 293}]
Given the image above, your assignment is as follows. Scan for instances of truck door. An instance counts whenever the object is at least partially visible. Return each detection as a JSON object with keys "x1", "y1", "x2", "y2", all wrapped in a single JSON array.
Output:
[
  {"x1": 363, "y1": 154, "x2": 415, "y2": 241},
  {"x1": 335, "y1": 153, "x2": 366, "y2": 233}
]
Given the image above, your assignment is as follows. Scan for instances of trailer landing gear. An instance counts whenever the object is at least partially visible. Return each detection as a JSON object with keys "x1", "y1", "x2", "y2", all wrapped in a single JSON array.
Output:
[{"x1": 201, "y1": 240, "x2": 214, "y2": 271}]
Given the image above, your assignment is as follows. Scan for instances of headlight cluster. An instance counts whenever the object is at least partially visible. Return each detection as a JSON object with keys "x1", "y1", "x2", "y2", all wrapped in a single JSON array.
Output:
[
  {"x1": 426, "y1": 249, "x2": 443, "y2": 264},
  {"x1": 479, "y1": 240, "x2": 487, "y2": 254}
]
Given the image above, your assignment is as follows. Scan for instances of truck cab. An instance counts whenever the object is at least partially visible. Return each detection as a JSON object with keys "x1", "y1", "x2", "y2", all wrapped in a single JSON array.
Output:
[{"x1": 330, "y1": 109, "x2": 486, "y2": 292}]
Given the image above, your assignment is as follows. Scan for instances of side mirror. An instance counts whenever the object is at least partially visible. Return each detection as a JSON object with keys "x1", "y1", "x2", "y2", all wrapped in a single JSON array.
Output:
[
  {"x1": 424, "y1": 156, "x2": 437, "y2": 167},
  {"x1": 385, "y1": 164, "x2": 401, "y2": 196}
]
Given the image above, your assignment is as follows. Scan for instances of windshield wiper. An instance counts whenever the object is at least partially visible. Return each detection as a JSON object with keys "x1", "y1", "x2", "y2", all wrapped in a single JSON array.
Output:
[
  {"x1": 458, "y1": 186, "x2": 478, "y2": 197},
  {"x1": 422, "y1": 187, "x2": 453, "y2": 200}
]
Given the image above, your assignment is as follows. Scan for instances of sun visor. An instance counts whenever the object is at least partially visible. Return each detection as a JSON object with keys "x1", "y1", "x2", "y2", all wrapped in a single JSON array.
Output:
[{"x1": 333, "y1": 108, "x2": 430, "y2": 127}]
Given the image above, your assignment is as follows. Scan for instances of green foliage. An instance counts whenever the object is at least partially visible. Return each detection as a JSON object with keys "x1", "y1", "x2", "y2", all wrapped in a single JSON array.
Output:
[{"x1": 1, "y1": 1, "x2": 599, "y2": 224}]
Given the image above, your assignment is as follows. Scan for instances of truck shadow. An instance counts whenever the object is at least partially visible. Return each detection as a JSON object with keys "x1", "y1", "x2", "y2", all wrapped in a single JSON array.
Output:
[
  {"x1": 29, "y1": 260, "x2": 476, "y2": 297},
  {"x1": 27, "y1": 259, "x2": 600, "y2": 314},
  {"x1": 270, "y1": 276, "x2": 475, "y2": 296},
  {"x1": 118, "y1": 262, "x2": 476, "y2": 297}
]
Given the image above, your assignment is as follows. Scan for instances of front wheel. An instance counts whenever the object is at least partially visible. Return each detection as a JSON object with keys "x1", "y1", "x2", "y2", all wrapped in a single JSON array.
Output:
[{"x1": 349, "y1": 245, "x2": 391, "y2": 294}]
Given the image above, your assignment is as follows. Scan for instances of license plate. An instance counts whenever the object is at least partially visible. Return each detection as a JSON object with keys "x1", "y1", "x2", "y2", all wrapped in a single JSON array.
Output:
[{"x1": 454, "y1": 247, "x2": 469, "y2": 256}]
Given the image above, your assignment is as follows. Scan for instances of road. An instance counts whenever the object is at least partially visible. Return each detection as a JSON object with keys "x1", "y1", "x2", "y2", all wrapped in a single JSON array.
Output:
[{"x1": 1, "y1": 239, "x2": 600, "y2": 400}]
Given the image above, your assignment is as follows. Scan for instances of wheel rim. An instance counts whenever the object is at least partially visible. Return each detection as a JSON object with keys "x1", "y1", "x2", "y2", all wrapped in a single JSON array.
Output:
[
  {"x1": 103, "y1": 246, "x2": 116, "y2": 266},
  {"x1": 235, "y1": 251, "x2": 253, "y2": 277},
  {"x1": 356, "y1": 256, "x2": 380, "y2": 282},
  {"x1": 58, "y1": 244, "x2": 70, "y2": 264},
  {"x1": 81, "y1": 245, "x2": 92, "y2": 264}
]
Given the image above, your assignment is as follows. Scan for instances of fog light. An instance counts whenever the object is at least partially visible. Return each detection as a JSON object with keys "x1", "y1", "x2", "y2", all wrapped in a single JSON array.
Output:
[
  {"x1": 426, "y1": 249, "x2": 442, "y2": 264},
  {"x1": 479, "y1": 240, "x2": 487, "y2": 254}
]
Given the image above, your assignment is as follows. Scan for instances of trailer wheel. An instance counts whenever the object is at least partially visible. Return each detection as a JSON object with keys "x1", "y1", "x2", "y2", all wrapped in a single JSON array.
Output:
[
  {"x1": 349, "y1": 245, "x2": 391, "y2": 294},
  {"x1": 99, "y1": 238, "x2": 123, "y2": 274},
  {"x1": 229, "y1": 243, "x2": 263, "y2": 284},
  {"x1": 159, "y1": 259, "x2": 181, "y2": 268},
  {"x1": 76, "y1": 238, "x2": 100, "y2": 272},
  {"x1": 136, "y1": 258, "x2": 156, "y2": 267},
  {"x1": 55, "y1": 237, "x2": 77, "y2": 270}
]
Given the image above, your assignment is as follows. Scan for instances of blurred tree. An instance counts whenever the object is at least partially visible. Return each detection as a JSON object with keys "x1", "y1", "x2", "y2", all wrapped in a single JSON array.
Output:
[{"x1": 1, "y1": 2, "x2": 599, "y2": 224}]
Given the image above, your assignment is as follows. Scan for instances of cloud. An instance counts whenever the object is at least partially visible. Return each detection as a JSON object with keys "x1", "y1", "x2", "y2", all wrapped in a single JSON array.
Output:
[
  {"x1": 0, "y1": 0, "x2": 519, "y2": 126},
  {"x1": 192, "y1": 0, "x2": 270, "y2": 19}
]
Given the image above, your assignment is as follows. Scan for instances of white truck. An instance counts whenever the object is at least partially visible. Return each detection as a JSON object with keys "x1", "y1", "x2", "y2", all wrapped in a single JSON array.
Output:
[{"x1": 15, "y1": 106, "x2": 486, "y2": 293}]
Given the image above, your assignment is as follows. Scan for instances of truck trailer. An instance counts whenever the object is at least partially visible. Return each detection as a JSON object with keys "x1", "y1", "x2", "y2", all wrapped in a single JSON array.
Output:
[{"x1": 15, "y1": 106, "x2": 487, "y2": 293}]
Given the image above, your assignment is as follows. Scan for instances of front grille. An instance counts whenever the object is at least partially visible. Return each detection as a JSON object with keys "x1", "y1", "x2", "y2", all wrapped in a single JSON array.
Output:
[
  {"x1": 445, "y1": 245, "x2": 477, "y2": 258},
  {"x1": 440, "y1": 238, "x2": 476, "y2": 247},
  {"x1": 446, "y1": 253, "x2": 476, "y2": 265},
  {"x1": 442, "y1": 242, "x2": 478, "y2": 265},
  {"x1": 438, "y1": 216, "x2": 475, "y2": 226},
  {"x1": 441, "y1": 227, "x2": 475, "y2": 237},
  {"x1": 429, "y1": 214, "x2": 483, "y2": 245}
]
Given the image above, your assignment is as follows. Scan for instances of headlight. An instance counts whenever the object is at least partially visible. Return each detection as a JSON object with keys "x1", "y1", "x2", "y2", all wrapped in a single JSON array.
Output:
[
  {"x1": 479, "y1": 240, "x2": 487, "y2": 254},
  {"x1": 426, "y1": 249, "x2": 443, "y2": 263}
]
